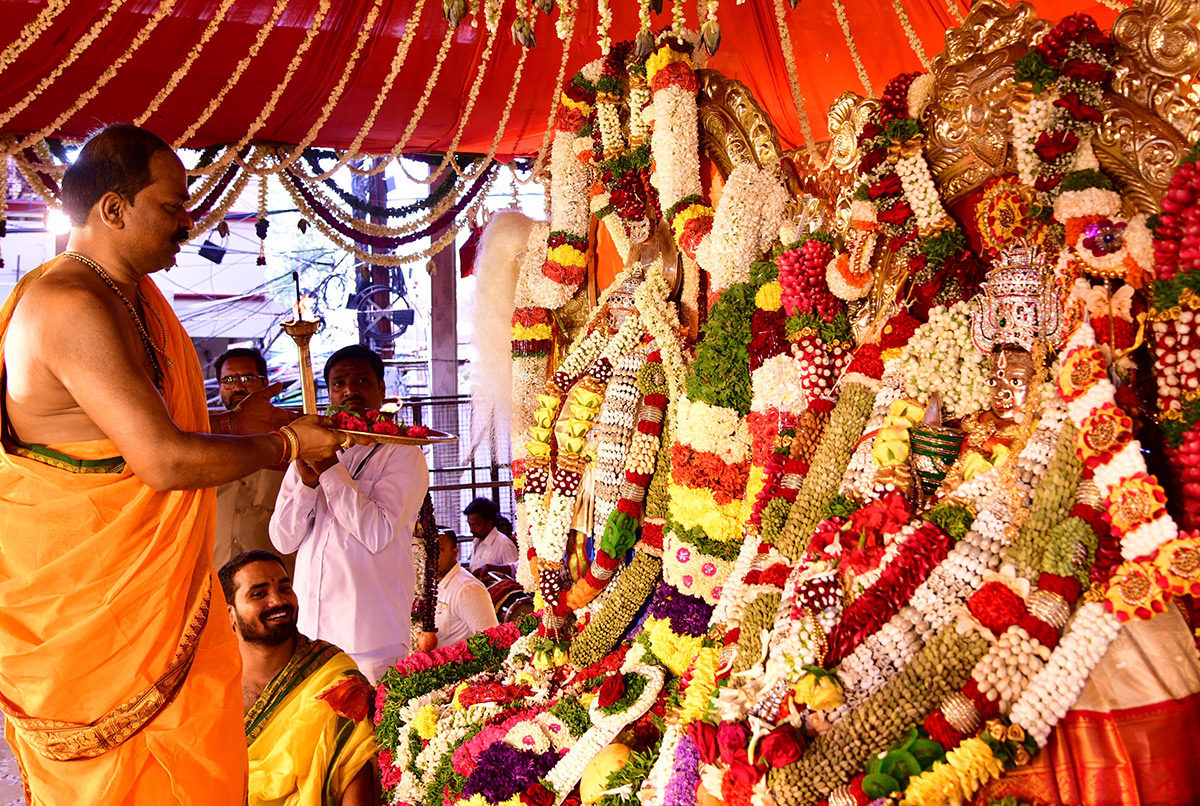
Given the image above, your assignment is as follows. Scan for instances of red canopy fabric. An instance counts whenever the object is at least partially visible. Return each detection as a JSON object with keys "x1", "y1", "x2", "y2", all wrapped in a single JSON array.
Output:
[{"x1": 0, "y1": 0, "x2": 1117, "y2": 159}]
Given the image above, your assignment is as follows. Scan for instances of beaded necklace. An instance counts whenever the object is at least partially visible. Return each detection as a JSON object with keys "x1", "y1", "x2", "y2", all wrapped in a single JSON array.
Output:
[{"x1": 64, "y1": 251, "x2": 173, "y2": 387}]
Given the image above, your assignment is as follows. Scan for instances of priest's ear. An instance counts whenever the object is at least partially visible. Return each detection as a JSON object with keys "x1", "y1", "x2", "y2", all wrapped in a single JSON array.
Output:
[
  {"x1": 96, "y1": 191, "x2": 130, "y2": 231},
  {"x1": 227, "y1": 603, "x2": 239, "y2": 635}
]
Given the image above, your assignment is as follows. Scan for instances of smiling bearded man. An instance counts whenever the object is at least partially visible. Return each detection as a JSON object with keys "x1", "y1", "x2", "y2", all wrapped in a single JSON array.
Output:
[
  {"x1": 220, "y1": 551, "x2": 378, "y2": 806},
  {"x1": 0, "y1": 124, "x2": 344, "y2": 805}
]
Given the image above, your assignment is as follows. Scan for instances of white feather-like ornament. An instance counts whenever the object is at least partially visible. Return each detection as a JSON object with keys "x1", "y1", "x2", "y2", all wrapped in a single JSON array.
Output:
[{"x1": 467, "y1": 209, "x2": 537, "y2": 459}]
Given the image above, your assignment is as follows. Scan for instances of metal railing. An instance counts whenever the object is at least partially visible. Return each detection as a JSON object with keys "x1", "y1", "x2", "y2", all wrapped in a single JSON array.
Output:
[{"x1": 405, "y1": 395, "x2": 515, "y2": 537}]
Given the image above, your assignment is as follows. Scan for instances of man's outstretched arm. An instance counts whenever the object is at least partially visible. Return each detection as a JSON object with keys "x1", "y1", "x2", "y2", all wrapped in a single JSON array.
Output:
[{"x1": 27, "y1": 282, "x2": 339, "y2": 490}]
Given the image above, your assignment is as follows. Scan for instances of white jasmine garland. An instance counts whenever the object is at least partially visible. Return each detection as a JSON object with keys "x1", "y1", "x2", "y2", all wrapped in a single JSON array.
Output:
[
  {"x1": 1009, "y1": 601, "x2": 1121, "y2": 746},
  {"x1": 899, "y1": 301, "x2": 991, "y2": 419},
  {"x1": 544, "y1": 665, "x2": 664, "y2": 801},
  {"x1": 643, "y1": 724, "x2": 683, "y2": 806},
  {"x1": 896, "y1": 151, "x2": 949, "y2": 233},
  {"x1": 751, "y1": 353, "x2": 810, "y2": 414},
  {"x1": 697, "y1": 162, "x2": 789, "y2": 293},
  {"x1": 673, "y1": 397, "x2": 751, "y2": 464},
  {"x1": 1053, "y1": 186, "x2": 1121, "y2": 222},
  {"x1": 649, "y1": 83, "x2": 703, "y2": 212},
  {"x1": 907, "y1": 72, "x2": 935, "y2": 118},
  {"x1": 1011, "y1": 95, "x2": 1055, "y2": 187}
]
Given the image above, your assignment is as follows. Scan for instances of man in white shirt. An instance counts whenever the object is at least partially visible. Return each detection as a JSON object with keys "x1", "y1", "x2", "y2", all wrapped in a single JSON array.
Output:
[
  {"x1": 211, "y1": 348, "x2": 291, "y2": 575},
  {"x1": 270, "y1": 345, "x2": 429, "y2": 684},
  {"x1": 434, "y1": 530, "x2": 498, "y2": 648},
  {"x1": 464, "y1": 497, "x2": 519, "y2": 575}
]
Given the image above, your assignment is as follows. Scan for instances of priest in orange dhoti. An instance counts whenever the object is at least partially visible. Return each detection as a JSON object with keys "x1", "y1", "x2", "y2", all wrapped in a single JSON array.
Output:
[{"x1": 0, "y1": 124, "x2": 344, "y2": 805}]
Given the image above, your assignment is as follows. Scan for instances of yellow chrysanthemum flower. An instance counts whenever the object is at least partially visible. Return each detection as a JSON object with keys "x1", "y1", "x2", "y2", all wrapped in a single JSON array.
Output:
[
  {"x1": 755, "y1": 281, "x2": 783, "y2": 312},
  {"x1": 413, "y1": 704, "x2": 440, "y2": 740},
  {"x1": 547, "y1": 244, "x2": 587, "y2": 268}
]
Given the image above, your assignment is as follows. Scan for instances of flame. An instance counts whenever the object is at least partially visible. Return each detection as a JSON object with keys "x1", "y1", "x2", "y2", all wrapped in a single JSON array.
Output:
[{"x1": 291, "y1": 295, "x2": 316, "y2": 322}]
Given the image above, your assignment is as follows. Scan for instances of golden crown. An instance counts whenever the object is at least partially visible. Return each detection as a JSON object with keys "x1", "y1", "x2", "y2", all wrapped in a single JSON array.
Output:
[{"x1": 971, "y1": 241, "x2": 1062, "y2": 353}]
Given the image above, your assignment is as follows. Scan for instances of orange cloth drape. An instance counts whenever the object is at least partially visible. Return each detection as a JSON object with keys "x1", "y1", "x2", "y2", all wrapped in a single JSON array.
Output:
[{"x1": 0, "y1": 258, "x2": 245, "y2": 804}]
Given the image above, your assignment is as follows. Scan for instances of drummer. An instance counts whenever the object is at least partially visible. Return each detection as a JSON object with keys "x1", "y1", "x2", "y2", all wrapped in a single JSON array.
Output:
[{"x1": 269, "y1": 344, "x2": 430, "y2": 684}]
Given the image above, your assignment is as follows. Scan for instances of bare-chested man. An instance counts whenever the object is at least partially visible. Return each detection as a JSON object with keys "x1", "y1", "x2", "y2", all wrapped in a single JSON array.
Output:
[{"x1": 0, "y1": 124, "x2": 343, "y2": 805}]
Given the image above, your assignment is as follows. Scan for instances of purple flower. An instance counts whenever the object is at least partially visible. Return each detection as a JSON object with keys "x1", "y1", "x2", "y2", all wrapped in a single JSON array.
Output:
[
  {"x1": 662, "y1": 735, "x2": 701, "y2": 806},
  {"x1": 462, "y1": 743, "x2": 559, "y2": 803},
  {"x1": 1082, "y1": 218, "x2": 1127, "y2": 256},
  {"x1": 647, "y1": 583, "x2": 714, "y2": 637}
]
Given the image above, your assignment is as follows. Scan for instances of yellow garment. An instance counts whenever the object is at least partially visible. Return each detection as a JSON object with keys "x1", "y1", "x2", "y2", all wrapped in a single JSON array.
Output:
[
  {"x1": 0, "y1": 259, "x2": 245, "y2": 804},
  {"x1": 246, "y1": 638, "x2": 377, "y2": 806}
]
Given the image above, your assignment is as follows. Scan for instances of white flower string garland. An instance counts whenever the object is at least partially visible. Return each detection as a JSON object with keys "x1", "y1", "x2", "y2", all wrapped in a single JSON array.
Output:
[
  {"x1": 0, "y1": 0, "x2": 69, "y2": 78},
  {"x1": 0, "y1": 0, "x2": 131, "y2": 132},
  {"x1": 134, "y1": 0, "x2": 241, "y2": 126}
]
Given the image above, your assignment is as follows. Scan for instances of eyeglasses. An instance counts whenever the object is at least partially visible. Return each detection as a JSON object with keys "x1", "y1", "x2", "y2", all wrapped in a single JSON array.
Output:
[{"x1": 218, "y1": 374, "x2": 266, "y2": 387}]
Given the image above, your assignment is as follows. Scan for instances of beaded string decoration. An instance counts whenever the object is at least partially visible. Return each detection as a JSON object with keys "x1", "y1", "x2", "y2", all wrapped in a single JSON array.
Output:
[
  {"x1": 413, "y1": 494, "x2": 440, "y2": 635},
  {"x1": 557, "y1": 344, "x2": 669, "y2": 617},
  {"x1": 527, "y1": 310, "x2": 647, "y2": 639}
]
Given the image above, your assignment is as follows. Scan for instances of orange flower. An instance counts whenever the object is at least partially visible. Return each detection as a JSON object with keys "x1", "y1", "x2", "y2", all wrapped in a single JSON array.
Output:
[
  {"x1": 1103, "y1": 473, "x2": 1167, "y2": 538},
  {"x1": 1104, "y1": 561, "x2": 1168, "y2": 622},
  {"x1": 1058, "y1": 345, "x2": 1107, "y2": 402},
  {"x1": 1077, "y1": 402, "x2": 1132, "y2": 469}
]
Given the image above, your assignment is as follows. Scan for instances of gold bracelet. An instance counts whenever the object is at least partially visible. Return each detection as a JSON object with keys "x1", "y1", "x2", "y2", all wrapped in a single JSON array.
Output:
[{"x1": 275, "y1": 426, "x2": 300, "y2": 464}]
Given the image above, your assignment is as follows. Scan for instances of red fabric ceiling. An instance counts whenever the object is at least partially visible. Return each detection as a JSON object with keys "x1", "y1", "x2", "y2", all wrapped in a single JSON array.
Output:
[{"x1": 0, "y1": 0, "x2": 1117, "y2": 159}]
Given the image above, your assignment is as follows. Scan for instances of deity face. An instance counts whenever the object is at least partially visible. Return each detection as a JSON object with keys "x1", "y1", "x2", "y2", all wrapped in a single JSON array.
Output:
[{"x1": 988, "y1": 348, "x2": 1034, "y2": 422}]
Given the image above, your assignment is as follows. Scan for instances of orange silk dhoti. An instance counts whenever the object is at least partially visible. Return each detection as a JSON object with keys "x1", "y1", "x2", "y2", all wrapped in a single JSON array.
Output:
[{"x1": 0, "y1": 261, "x2": 245, "y2": 804}]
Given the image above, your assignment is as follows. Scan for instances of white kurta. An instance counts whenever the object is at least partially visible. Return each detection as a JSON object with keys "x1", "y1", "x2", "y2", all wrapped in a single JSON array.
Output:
[{"x1": 270, "y1": 443, "x2": 428, "y2": 665}]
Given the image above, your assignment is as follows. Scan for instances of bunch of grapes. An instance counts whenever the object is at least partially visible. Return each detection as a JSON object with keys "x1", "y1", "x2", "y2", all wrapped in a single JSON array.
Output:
[{"x1": 779, "y1": 238, "x2": 841, "y2": 321}]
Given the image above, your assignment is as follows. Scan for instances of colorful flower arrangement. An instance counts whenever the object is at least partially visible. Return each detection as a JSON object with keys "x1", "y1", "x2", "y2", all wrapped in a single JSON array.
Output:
[
  {"x1": 1150, "y1": 144, "x2": 1200, "y2": 527},
  {"x1": 327, "y1": 404, "x2": 434, "y2": 437},
  {"x1": 1010, "y1": 12, "x2": 1115, "y2": 203}
]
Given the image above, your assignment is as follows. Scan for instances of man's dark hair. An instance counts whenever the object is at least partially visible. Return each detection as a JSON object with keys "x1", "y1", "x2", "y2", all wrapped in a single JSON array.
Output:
[
  {"x1": 463, "y1": 497, "x2": 498, "y2": 522},
  {"x1": 324, "y1": 344, "x2": 385, "y2": 386},
  {"x1": 215, "y1": 347, "x2": 267, "y2": 380},
  {"x1": 218, "y1": 549, "x2": 288, "y2": 604},
  {"x1": 61, "y1": 124, "x2": 174, "y2": 227},
  {"x1": 437, "y1": 529, "x2": 459, "y2": 560}
]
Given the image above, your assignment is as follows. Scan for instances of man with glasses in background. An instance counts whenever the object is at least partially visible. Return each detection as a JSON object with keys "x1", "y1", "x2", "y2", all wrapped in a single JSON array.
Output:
[{"x1": 211, "y1": 347, "x2": 295, "y2": 575}]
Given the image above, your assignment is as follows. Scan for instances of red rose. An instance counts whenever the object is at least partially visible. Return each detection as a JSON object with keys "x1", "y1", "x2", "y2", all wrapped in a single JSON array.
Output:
[
  {"x1": 868, "y1": 173, "x2": 903, "y2": 200},
  {"x1": 1033, "y1": 129, "x2": 1080, "y2": 162},
  {"x1": 757, "y1": 724, "x2": 805, "y2": 768},
  {"x1": 341, "y1": 414, "x2": 369, "y2": 432},
  {"x1": 1034, "y1": 172, "x2": 1063, "y2": 193},
  {"x1": 877, "y1": 200, "x2": 913, "y2": 226},
  {"x1": 727, "y1": 759, "x2": 763, "y2": 786},
  {"x1": 315, "y1": 673, "x2": 374, "y2": 722},
  {"x1": 716, "y1": 721, "x2": 751, "y2": 766},
  {"x1": 407, "y1": 424, "x2": 432, "y2": 437},
  {"x1": 858, "y1": 148, "x2": 886, "y2": 175},
  {"x1": 858, "y1": 123, "x2": 884, "y2": 141},
  {"x1": 907, "y1": 253, "x2": 928, "y2": 273},
  {"x1": 688, "y1": 721, "x2": 719, "y2": 765},
  {"x1": 1060, "y1": 59, "x2": 1109, "y2": 85},
  {"x1": 522, "y1": 782, "x2": 556, "y2": 806},
  {"x1": 597, "y1": 674, "x2": 626, "y2": 708},
  {"x1": 1053, "y1": 91, "x2": 1103, "y2": 123},
  {"x1": 372, "y1": 421, "x2": 400, "y2": 436}
]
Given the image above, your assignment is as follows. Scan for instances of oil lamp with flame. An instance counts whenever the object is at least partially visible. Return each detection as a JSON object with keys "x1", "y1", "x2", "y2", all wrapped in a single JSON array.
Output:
[{"x1": 281, "y1": 295, "x2": 322, "y2": 414}]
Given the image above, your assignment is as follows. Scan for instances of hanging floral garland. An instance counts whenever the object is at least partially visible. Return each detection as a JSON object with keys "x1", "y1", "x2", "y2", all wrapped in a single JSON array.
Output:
[{"x1": 1010, "y1": 12, "x2": 1116, "y2": 205}]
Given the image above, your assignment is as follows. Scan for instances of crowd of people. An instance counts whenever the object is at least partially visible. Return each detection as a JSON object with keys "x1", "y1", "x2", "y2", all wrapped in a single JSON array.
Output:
[{"x1": 0, "y1": 124, "x2": 519, "y2": 805}]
